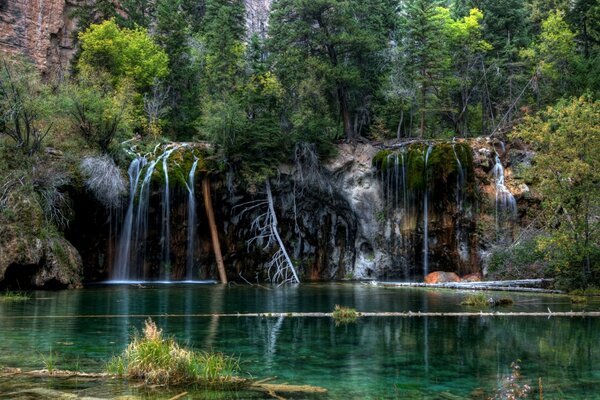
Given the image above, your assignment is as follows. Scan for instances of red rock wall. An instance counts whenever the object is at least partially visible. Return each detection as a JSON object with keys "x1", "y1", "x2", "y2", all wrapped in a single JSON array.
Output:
[{"x1": 0, "y1": 0, "x2": 80, "y2": 78}]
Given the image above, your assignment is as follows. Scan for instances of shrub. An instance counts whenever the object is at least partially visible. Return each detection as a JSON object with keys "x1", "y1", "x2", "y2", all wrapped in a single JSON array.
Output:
[
  {"x1": 107, "y1": 319, "x2": 240, "y2": 386},
  {"x1": 80, "y1": 155, "x2": 127, "y2": 208}
]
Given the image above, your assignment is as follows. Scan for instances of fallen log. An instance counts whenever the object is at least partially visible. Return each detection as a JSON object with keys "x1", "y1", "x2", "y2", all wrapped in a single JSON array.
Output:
[
  {"x1": 373, "y1": 279, "x2": 561, "y2": 293},
  {"x1": 0, "y1": 368, "x2": 328, "y2": 399}
]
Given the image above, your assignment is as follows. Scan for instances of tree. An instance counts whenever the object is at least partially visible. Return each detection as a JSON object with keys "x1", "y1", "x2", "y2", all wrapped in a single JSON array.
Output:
[
  {"x1": 201, "y1": 0, "x2": 246, "y2": 95},
  {"x1": 0, "y1": 58, "x2": 59, "y2": 155},
  {"x1": 78, "y1": 19, "x2": 169, "y2": 92},
  {"x1": 512, "y1": 96, "x2": 600, "y2": 289},
  {"x1": 400, "y1": 0, "x2": 453, "y2": 137},
  {"x1": 63, "y1": 75, "x2": 133, "y2": 152},
  {"x1": 269, "y1": 0, "x2": 394, "y2": 141},
  {"x1": 155, "y1": 0, "x2": 202, "y2": 137},
  {"x1": 447, "y1": 8, "x2": 492, "y2": 135},
  {"x1": 520, "y1": 11, "x2": 578, "y2": 103}
]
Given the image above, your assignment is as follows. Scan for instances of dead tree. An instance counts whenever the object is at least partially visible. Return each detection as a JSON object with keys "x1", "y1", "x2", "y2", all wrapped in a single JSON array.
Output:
[
  {"x1": 243, "y1": 180, "x2": 300, "y2": 285},
  {"x1": 203, "y1": 177, "x2": 228, "y2": 284}
]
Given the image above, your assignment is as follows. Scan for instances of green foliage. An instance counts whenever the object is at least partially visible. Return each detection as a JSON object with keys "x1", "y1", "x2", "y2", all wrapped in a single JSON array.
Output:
[
  {"x1": 512, "y1": 96, "x2": 600, "y2": 289},
  {"x1": 0, "y1": 57, "x2": 62, "y2": 155},
  {"x1": 107, "y1": 319, "x2": 240, "y2": 386},
  {"x1": 521, "y1": 11, "x2": 578, "y2": 102},
  {"x1": 269, "y1": 0, "x2": 395, "y2": 140},
  {"x1": 62, "y1": 75, "x2": 134, "y2": 152},
  {"x1": 78, "y1": 19, "x2": 169, "y2": 92},
  {"x1": 488, "y1": 237, "x2": 549, "y2": 280}
]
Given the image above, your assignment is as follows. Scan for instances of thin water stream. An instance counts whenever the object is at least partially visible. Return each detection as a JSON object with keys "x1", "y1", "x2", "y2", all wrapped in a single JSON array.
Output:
[{"x1": 1, "y1": 284, "x2": 599, "y2": 399}]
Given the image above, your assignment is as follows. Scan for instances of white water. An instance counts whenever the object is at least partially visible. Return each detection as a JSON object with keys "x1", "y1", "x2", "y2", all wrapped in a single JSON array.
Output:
[
  {"x1": 113, "y1": 157, "x2": 146, "y2": 280},
  {"x1": 186, "y1": 158, "x2": 199, "y2": 280},
  {"x1": 422, "y1": 144, "x2": 433, "y2": 278},
  {"x1": 160, "y1": 148, "x2": 176, "y2": 279},
  {"x1": 492, "y1": 154, "x2": 517, "y2": 230}
]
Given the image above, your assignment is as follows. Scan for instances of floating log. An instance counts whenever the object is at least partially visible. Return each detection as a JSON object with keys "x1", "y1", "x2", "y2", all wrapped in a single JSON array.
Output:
[
  {"x1": 0, "y1": 368, "x2": 328, "y2": 399},
  {"x1": 373, "y1": 279, "x2": 562, "y2": 293},
  {"x1": 2, "y1": 311, "x2": 598, "y2": 320}
]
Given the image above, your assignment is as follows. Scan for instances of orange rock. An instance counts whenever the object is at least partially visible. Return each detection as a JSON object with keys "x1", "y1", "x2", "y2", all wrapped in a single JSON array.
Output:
[
  {"x1": 462, "y1": 272, "x2": 483, "y2": 282},
  {"x1": 424, "y1": 271, "x2": 461, "y2": 284}
]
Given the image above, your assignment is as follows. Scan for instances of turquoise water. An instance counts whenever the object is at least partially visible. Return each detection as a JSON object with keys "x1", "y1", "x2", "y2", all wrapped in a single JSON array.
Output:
[{"x1": 1, "y1": 283, "x2": 599, "y2": 399}]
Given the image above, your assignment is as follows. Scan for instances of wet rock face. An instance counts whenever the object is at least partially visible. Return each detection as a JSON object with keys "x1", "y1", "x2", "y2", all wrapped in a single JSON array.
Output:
[{"x1": 0, "y1": 0, "x2": 80, "y2": 78}]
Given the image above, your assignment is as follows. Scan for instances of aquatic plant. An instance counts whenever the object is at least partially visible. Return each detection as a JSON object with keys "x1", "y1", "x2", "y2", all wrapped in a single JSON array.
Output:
[
  {"x1": 570, "y1": 296, "x2": 587, "y2": 304},
  {"x1": 332, "y1": 305, "x2": 359, "y2": 324},
  {"x1": 461, "y1": 293, "x2": 513, "y2": 308},
  {"x1": 107, "y1": 319, "x2": 240, "y2": 386},
  {"x1": 41, "y1": 352, "x2": 57, "y2": 374},
  {"x1": 460, "y1": 292, "x2": 490, "y2": 307},
  {"x1": 0, "y1": 291, "x2": 30, "y2": 302}
]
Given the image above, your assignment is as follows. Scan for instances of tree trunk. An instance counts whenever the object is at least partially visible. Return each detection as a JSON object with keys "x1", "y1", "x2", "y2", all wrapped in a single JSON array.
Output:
[
  {"x1": 338, "y1": 86, "x2": 353, "y2": 140},
  {"x1": 202, "y1": 177, "x2": 227, "y2": 284},
  {"x1": 419, "y1": 80, "x2": 426, "y2": 138},
  {"x1": 265, "y1": 181, "x2": 300, "y2": 284}
]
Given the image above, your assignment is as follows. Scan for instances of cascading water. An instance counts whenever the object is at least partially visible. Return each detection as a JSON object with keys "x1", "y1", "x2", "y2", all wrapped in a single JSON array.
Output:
[
  {"x1": 160, "y1": 148, "x2": 176, "y2": 278},
  {"x1": 422, "y1": 144, "x2": 433, "y2": 278},
  {"x1": 492, "y1": 153, "x2": 517, "y2": 231},
  {"x1": 112, "y1": 144, "x2": 199, "y2": 281},
  {"x1": 375, "y1": 142, "x2": 475, "y2": 280},
  {"x1": 113, "y1": 157, "x2": 146, "y2": 280},
  {"x1": 186, "y1": 158, "x2": 199, "y2": 280}
]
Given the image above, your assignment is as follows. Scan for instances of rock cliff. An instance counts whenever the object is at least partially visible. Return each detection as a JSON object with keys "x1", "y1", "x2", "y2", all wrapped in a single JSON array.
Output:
[{"x1": 0, "y1": 0, "x2": 80, "y2": 78}]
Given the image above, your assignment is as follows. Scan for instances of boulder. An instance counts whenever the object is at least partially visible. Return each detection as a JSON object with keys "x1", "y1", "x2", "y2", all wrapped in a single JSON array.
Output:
[
  {"x1": 424, "y1": 271, "x2": 461, "y2": 284},
  {"x1": 461, "y1": 272, "x2": 482, "y2": 282}
]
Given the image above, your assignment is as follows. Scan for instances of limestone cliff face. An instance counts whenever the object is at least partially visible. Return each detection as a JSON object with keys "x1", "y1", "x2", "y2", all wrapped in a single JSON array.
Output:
[{"x1": 0, "y1": 0, "x2": 80, "y2": 78}]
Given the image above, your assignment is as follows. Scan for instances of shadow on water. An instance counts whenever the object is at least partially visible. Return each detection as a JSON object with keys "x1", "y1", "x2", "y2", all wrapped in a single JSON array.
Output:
[{"x1": 0, "y1": 283, "x2": 599, "y2": 399}]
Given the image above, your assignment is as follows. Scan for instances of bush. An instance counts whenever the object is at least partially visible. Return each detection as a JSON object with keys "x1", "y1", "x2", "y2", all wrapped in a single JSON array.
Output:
[
  {"x1": 80, "y1": 155, "x2": 127, "y2": 208},
  {"x1": 107, "y1": 319, "x2": 240, "y2": 386},
  {"x1": 487, "y1": 236, "x2": 549, "y2": 280}
]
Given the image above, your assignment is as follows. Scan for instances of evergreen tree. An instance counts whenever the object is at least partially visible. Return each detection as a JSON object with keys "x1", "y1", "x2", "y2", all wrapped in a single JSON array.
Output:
[
  {"x1": 269, "y1": 0, "x2": 394, "y2": 141},
  {"x1": 400, "y1": 0, "x2": 453, "y2": 137}
]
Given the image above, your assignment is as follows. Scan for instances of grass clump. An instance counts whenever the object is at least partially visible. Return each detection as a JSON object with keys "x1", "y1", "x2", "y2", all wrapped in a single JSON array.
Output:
[
  {"x1": 460, "y1": 293, "x2": 513, "y2": 307},
  {"x1": 460, "y1": 292, "x2": 490, "y2": 307},
  {"x1": 107, "y1": 319, "x2": 240, "y2": 386},
  {"x1": 570, "y1": 295, "x2": 588, "y2": 304},
  {"x1": 0, "y1": 291, "x2": 31, "y2": 302},
  {"x1": 332, "y1": 305, "x2": 359, "y2": 325}
]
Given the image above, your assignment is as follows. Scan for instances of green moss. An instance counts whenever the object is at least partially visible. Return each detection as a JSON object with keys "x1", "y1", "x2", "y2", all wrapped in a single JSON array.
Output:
[{"x1": 372, "y1": 149, "x2": 393, "y2": 169}]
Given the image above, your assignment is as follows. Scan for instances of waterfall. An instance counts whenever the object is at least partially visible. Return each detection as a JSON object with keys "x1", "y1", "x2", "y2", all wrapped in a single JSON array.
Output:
[
  {"x1": 452, "y1": 141, "x2": 466, "y2": 212},
  {"x1": 160, "y1": 148, "x2": 176, "y2": 279},
  {"x1": 113, "y1": 157, "x2": 146, "y2": 280},
  {"x1": 422, "y1": 144, "x2": 433, "y2": 278},
  {"x1": 492, "y1": 154, "x2": 517, "y2": 231},
  {"x1": 186, "y1": 158, "x2": 199, "y2": 280}
]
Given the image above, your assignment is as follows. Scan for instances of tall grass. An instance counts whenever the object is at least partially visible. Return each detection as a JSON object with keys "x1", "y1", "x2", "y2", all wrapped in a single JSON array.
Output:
[{"x1": 107, "y1": 319, "x2": 240, "y2": 386}]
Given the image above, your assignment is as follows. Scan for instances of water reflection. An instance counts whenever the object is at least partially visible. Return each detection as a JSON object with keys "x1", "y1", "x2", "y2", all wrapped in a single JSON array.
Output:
[{"x1": 0, "y1": 285, "x2": 599, "y2": 398}]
